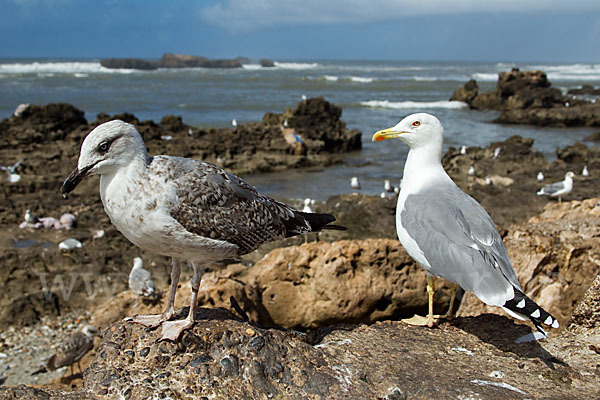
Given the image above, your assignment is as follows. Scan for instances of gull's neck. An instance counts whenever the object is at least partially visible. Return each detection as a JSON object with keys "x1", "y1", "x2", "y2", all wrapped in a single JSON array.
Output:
[
  {"x1": 100, "y1": 153, "x2": 150, "y2": 199},
  {"x1": 402, "y1": 142, "x2": 448, "y2": 192}
]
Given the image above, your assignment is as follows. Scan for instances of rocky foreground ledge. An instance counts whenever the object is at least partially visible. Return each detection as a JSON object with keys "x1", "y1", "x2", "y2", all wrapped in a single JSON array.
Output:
[
  {"x1": 451, "y1": 68, "x2": 600, "y2": 127},
  {"x1": 2, "y1": 277, "x2": 599, "y2": 399}
]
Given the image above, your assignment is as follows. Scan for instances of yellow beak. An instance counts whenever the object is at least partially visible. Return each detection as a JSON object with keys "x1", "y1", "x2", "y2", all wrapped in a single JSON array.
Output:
[{"x1": 372, "y1": 127, "x2": 406, "y2": 142}]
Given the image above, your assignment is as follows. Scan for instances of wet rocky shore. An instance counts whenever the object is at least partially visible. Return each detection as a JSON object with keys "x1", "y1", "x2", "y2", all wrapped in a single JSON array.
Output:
[{"x1": 0, "y1": 92, "x2": 599, "y2": 398}]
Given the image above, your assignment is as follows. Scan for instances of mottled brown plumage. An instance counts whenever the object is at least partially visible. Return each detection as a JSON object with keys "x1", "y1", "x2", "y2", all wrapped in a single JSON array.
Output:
[
  {"x1": 46, "y1": 325, "x2": 97, "y2": 376},
  {"x1": 62, "y1": 120, "x2": 345, "y2": 342}
]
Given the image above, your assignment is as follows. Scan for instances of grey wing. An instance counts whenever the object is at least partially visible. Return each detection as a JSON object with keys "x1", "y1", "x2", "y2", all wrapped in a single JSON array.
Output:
[
  {"x1": 540, "y1": 181, "x2": 565, "y2": 194},
  {"x1": 165, "y1": 158, "x2": 310, "y2": 255},
  {"x1": 402, "y1": 185, "x2": 521, "y2": 306}
]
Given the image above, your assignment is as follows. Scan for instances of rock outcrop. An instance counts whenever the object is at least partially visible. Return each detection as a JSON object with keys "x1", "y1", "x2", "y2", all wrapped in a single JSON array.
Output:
[
  {"x1": 156, "y1": 53, "x2": 243, "y2": 69},
  {"x1": 450, "y1": 68, "x2": 600, "y2": 127},
  {"x1": 567, "y1": 85, "x2": 600, "y2": 95},
  {"x1": 99, "y1": 58, "x2": 157, "y2": 70}
]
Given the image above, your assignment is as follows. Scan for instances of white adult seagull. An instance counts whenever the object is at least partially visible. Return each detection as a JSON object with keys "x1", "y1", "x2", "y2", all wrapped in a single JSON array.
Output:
[
  {"x1": 372, "y1": 113, "x2": 558, "y2": 334},
  {"x1": 536, "y1": 172, "x2": 575, "y2": 203},
  {"x1": 62, "y1": 120, "x2": 345, "y2": 341}
]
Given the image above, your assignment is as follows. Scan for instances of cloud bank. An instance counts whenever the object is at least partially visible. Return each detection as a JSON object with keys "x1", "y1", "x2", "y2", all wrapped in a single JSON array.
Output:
[{"x1": 199, "y1": 0, "x2": 600, "y2": 32}]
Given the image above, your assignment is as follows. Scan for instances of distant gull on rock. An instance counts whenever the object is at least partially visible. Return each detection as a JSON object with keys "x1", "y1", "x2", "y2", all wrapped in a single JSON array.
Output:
[
  {"x1": 493, "y1": 147, "x2": 502, "y2": 160},
  {"x1": 582, "y1": 165, "x2": 589, "y2": 177},
  {"x1": 302, "y1": 198, "x2": 313, "y2": 213},
  {"x1": 460, "y1": 145, "x2": 467, "y2": 155},
  {"x1": 13, "y1": 103, "x2": 30, "y2": 117},
  {"x1": 537, "y1": 172, "x2": 544, "y2": 181},
  {"x1": 231, "y1": 119, "x2": 238, "y2": 127},
  {"x1": 384, "y1": 179, "x2": 394, "y2": 193},
  {"x1": 44, "y1": 325, "x2": 98, "y2": 377},
  {"x1": 537, "y1": 172, "x2": 575, "y2": 203},
  {"x1": 129, "y1": 257, "x2": 157, "y2": 306},
  {"x1": 467, "y1": 165, "x2": 475, "y2": 176},
  {"x1": 350, "y1": 176, "x2": 361, "y2": 190},
  {"x1": 62, "y1": 120, "x2": 345, "y2": 341},
  {"x1": 372, "y1": 113, "x2": 559, "y2": 336},
  {"x1": 24, "y1": 209, "x2": 38, "y2": 224}
]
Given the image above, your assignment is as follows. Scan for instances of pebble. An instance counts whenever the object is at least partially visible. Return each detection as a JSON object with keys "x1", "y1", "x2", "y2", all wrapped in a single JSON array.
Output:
[
  {"x1": 246, "y1": 328, "x2": 256, "y2": 336},
  {"x1": 155, "y1": 371, "x2": 171, "y2": 379},
  {"x1": 139, "y1": 347, "x2": 150, "y2": 357},
  {"x1": 189, "y1": 354, "x2": 212, "y2": 367},
  {"x1": 220, "y1": 357, "x2": 233, "y2": 369},
  {"x1": 249, "y1": 336, "x2": 265, "y2": 350}
]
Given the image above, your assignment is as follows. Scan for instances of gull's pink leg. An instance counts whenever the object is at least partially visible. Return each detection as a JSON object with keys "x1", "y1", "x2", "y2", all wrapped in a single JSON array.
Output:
[
  {"x1": 161, "y1": 262, "x2": 201, "y2": 341},
  {"x1": 128, "y1": 259, "x2": 181, "y2": 328}
]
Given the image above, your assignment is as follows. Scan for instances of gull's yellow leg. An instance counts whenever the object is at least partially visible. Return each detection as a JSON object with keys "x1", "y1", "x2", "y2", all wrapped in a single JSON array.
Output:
[
  {"x1": 402, "y1": 275, "x2": 436, "y2": 327},
  {"x1": 436, "y1": 283, "x2": 459, "y2": 320}
]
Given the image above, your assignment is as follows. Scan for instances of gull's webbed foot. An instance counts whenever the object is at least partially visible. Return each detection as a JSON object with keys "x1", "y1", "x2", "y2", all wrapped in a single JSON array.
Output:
[
  {"x1": 126, "y1": 306, "x2": 176, "y2": 329},
  {"x1": 401, "y1": 314, "x2": 437, "y2": 328},
  {"x1": 160, "y1": 316, "x2": 195, "y2": 342}
]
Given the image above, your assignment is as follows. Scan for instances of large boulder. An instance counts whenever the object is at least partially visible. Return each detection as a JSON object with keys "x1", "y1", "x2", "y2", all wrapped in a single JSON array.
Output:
[
  {"x1": 0, "y1": 103, "x2": 88, "y2": 147},
  {"x1": 269, "y1": 97, "x2": 362, "y2": 153},
  {"x1": 196, "y1": 239, "x2": 454, "y2": 328},
  {"x1": 449, "y1": 79, "x2": 479, "y2": 104}
]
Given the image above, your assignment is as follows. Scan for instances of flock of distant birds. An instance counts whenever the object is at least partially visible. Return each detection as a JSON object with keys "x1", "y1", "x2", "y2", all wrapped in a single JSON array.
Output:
[{"x1": 347, "y1": 145, "x2": 587, "y2": 204}]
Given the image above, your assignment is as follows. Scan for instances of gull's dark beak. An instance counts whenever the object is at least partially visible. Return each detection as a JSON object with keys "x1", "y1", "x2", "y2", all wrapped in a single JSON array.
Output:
[{"x1": 61, "y1": 165, "x2": 91, "y2": 198}]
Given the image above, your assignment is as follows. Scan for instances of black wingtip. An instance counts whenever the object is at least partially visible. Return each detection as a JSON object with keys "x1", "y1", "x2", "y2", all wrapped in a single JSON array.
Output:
[
  {"x1": 322, "y1": 224, "x2": 347, "y2": 231},
  {"x1": 298, "y1": 212, "x2": 347, "y2": 232},
  {"x1": 504, "y1": 288, "x2": 559, "y2": 332}
]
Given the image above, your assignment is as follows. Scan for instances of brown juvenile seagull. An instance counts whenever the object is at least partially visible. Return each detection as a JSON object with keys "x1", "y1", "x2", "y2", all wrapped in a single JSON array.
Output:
[
  {"x1": 62, "y1": 120, "x2": 345, "y2": 341},
  {"x1": 45, "y1": 325, "x2": 98, "y2": 376}
]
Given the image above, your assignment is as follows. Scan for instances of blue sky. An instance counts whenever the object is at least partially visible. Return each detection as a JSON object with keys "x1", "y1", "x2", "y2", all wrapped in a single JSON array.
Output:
[{"x1": 2, "y1": 0, "x2": 600, "y2": 62}]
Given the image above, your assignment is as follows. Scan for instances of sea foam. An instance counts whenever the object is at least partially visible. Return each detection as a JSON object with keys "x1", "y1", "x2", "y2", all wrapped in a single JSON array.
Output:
[
  {"x1": 273, "y1": 61, "x2": 319, "y2": 70},
  {"x1": 0, "y1": 61, "x2": 136, "y2": 75}
]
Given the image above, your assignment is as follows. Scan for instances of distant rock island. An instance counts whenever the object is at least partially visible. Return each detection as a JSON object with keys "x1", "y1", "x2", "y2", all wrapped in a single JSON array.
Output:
[
  {"x1": 450, "y1": 68, "x2": 600, "y2": 127},
  {"x1": 100, "y1": 53, "x2": 275, "y2": 70}
]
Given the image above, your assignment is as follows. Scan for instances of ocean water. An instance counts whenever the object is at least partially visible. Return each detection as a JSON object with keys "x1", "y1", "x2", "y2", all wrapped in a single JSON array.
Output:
[{"x1": 1, "y1": 59, "x2": 598, "y2": 200}]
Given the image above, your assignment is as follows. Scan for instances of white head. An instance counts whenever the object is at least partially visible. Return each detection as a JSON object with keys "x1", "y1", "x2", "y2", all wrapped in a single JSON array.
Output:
[
  {"x1": 81, "y1": 325, "x2": 99, "y2": 338},
  {"x1": 62, "y1": 120, "x2": 148, "y2": 196},
  {"x1": 303, "y1": 198, "x2": 312, "y2": 206},
  {"x1": 133, "y1": 257, "x2": 144, "y2": 269},
  {"x1": 565, "y1": 171, "x2": 575, "y2": 180},
  {"x1": 372, "y1": 113, "x2": 444, "y2": 151}
]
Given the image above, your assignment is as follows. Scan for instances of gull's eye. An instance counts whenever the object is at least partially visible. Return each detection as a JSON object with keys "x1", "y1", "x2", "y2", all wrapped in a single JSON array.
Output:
[
  {"x1": 412, "y1": 121, "x2": 421, "y2": 127},
  {"x1": 98, "y1": 141, "x2": 110, "y2": 153}
]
